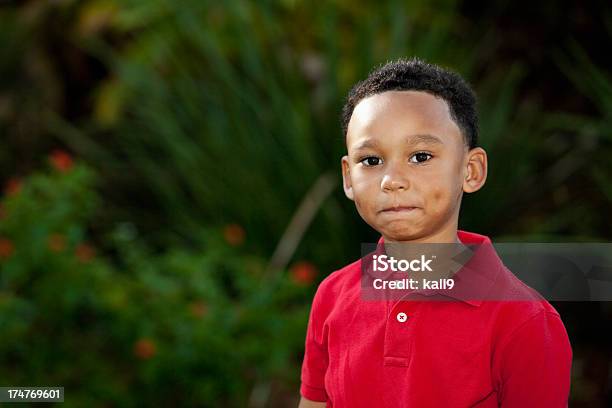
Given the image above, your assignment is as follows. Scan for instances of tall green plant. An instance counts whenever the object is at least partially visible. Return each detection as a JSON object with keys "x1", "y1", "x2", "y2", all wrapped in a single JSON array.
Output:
[{"x1": 49, "y1": 0, "x2": 487, "y2": 268}]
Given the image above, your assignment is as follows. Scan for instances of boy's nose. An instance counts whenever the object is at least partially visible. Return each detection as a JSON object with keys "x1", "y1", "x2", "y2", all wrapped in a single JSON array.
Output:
[{"x1": 381, "y1": 169, "x2": 410, "y2": 192}]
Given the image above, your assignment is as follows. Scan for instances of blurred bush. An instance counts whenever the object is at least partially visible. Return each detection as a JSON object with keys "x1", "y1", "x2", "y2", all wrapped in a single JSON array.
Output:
[{"x1": 0, "y1": 153, "x2": 316, "y2": 406}]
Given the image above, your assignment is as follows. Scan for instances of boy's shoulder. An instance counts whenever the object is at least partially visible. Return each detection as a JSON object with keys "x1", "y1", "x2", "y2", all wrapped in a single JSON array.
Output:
[
  {"x1": 491, "y1": 263, "x2": 563, "y2": 321},
  {"x1": 307, "y1": 257, "x2": 363, "y2": 320}
]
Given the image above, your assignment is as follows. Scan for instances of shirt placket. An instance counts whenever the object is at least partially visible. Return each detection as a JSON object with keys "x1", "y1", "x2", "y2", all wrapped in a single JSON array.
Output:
[{"x1": 383, "y1": 298, "x2": 423, "y2": 366}]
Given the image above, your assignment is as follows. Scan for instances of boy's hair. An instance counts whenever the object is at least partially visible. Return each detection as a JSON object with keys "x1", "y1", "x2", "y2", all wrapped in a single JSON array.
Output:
[{"x1": 341, "y1": 57, "x2": 479, "y2": 149}]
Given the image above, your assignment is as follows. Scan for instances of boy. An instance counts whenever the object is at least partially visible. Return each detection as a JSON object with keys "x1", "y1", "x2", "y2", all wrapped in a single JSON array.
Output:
[{"x1": 298, "y1": 58, "x2": 572, "y2": 407}]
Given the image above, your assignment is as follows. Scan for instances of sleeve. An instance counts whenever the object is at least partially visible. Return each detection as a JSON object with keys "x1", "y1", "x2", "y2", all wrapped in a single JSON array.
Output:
[
  {"x1": 493, "y1": 310, "x2": 573, "y2": 408},
  {"x1": 299, "y1": 281, "x2": 329, "y2": 402}
]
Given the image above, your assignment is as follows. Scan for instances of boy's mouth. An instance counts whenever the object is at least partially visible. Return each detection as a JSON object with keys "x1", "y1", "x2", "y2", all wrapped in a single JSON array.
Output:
[{"x1": 379, "y1": 206, "x2": 419, "y2": 213}]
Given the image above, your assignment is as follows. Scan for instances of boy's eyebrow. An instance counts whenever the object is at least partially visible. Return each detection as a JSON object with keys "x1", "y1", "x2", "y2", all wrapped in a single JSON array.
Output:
[
  {"x1": 353, "y1": 139, "x2": 380, "y2": 151},
  {"x1": 352, "y1": 134, "x2": 444, "y2": 151},
  {"x1": 406, "y1": 133, "x2": 444, "y2": 145}
]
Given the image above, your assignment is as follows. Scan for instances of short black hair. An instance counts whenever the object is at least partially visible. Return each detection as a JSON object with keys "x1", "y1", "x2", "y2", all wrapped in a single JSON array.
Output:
[{"x1": 341, "y1": 57, "x2": 479, "y2": 149}]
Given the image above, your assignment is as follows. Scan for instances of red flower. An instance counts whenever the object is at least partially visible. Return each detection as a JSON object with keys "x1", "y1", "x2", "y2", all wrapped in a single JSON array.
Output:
[
  {"x1": 223, "y1": 223, "x2": 245, "y2": 246},
  {"x1": 0, "y1": 237, "x2": 15, "y2": 259},
  {"x1": 49, "y1": 149, "x2": 73, "y2": 172},
  {"x1": 75, "y1": 243, "x2": 95, "y2": 262},
  {"x1": 47, "y1": 233, "x2": 66, "y2": 252},
  {"x1": 189, "y1": 301, "x2": 208, "y2": 318},
  {"x1": 133, "y1": 338, "x2": 156, "y2": 360},
  {"x1": 4, "y1": 178, "x2": 22, "y2": 196},
  {"x1": 290, "y1": 261, "x2": 318, "y2": 285}
]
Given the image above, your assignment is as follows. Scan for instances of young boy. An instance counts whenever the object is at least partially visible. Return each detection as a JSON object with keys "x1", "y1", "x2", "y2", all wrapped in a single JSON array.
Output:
[{"x1": 298, "y1": 58, "x2": 572, "y2": 407}]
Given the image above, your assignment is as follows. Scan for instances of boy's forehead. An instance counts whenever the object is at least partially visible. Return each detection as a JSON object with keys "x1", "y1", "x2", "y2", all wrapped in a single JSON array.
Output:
[{"x1": 346, "y1": 90, "x2": 462, "y2": 148}]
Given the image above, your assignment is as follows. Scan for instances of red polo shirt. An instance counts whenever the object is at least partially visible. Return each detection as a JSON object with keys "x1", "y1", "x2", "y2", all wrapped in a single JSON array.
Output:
[{"x1": 300, "y1": 230, "x2": 572, "y2": 407}]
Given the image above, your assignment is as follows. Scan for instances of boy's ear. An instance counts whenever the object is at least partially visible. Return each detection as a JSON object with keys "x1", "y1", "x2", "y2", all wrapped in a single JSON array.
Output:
[
  {"x1": 341, "y1": 155, "x2": 354, "y2": 201},
  {"x1": 463, "y1": 147, "x2": 488, "y2": 193}
]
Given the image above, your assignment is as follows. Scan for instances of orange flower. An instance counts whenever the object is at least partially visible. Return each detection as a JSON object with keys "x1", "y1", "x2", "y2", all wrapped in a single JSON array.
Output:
[
  {"x1": 4, "y1": 178, "x2": 22, "y2": 196},
  {"x1": 133, "y1": 338, "x2": 156, "y2": 360},
  {"x1": 223, "y1": 223, "x2": 245, "y2": 246},
  {"x1": 49, "y1": 149, "x2": 73, "y2": 172},
  {"x1": 0, "y1": 237, "x2": 14, "y2": 259},
  {"x1": 189, "y1": 301, "x2": 208, "y2": 318},
  {"x1": 75, "y1": 243, "x2": 95, "y2": 262},
  {"x1": 47, "y1": 233, "x2": 66, "y2": 252},
  {"x1": 290, "y1": 261, "x2": 318, "y2": 285}
]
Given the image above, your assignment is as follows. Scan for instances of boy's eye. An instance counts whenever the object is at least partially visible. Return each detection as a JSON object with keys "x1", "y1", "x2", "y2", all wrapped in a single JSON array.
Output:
[
  {"x1": 409, "y1": 152, "x2": 433, "y2": 163},
  {"x1": 360, "y1": 156, "x2": 382, "y2": 167}
]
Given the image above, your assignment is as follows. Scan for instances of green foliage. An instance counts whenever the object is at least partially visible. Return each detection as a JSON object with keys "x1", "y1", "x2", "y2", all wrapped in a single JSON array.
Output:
[
  {"x1": 0, "y1": 160, "x2": 313, "y2": 407},
  {"x1": 47, "y1": 0, "x2": 486, "y2": 266}
]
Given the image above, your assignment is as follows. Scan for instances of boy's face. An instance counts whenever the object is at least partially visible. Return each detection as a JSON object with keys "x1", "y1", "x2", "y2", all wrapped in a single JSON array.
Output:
[{"x1": 342, "y1": 90, "x2": 487, "y2": 243}]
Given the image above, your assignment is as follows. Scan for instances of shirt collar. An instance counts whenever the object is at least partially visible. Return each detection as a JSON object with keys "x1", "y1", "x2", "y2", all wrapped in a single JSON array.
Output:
[{"x1": 362, "y1": 230, "x2": 501, "y2": 307}]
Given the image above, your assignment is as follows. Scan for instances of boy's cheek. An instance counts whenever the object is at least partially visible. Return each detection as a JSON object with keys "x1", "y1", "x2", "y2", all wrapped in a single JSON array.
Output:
[
  {"x1": 352, "y1": 177, "x2": 380, "y2": 195},
  {"x1": 353, "y1": 199, "x2": 376, "y2": 223},
  {"x1": 432, "y1": 189, "x2": 443, "y2": 202},
  {"x1": 353, "y1": 197, "x2": 369, "y2": 214},
  {"x1": 353, "y1": 201, "x2": 369, "y2": 224}
]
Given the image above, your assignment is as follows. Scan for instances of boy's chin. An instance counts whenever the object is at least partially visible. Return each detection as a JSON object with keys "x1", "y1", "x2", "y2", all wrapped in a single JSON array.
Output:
[{"x1": 376, "y1": 226, "x2": 429, "y2": 242}]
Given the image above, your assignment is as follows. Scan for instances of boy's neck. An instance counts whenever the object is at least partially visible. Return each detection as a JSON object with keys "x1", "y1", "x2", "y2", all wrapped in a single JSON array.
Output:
[
  {"x1": 382, "y1": 227, "x2": 467, "y2": 280},
  {"x1": 382, "y1": 228, "x2": 462, "y2": 245}
]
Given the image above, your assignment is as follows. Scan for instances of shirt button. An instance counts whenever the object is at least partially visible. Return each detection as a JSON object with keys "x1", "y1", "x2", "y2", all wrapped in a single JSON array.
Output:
[{"x1": 396, "y1": 312, "x2": 408, "y2": 322}]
